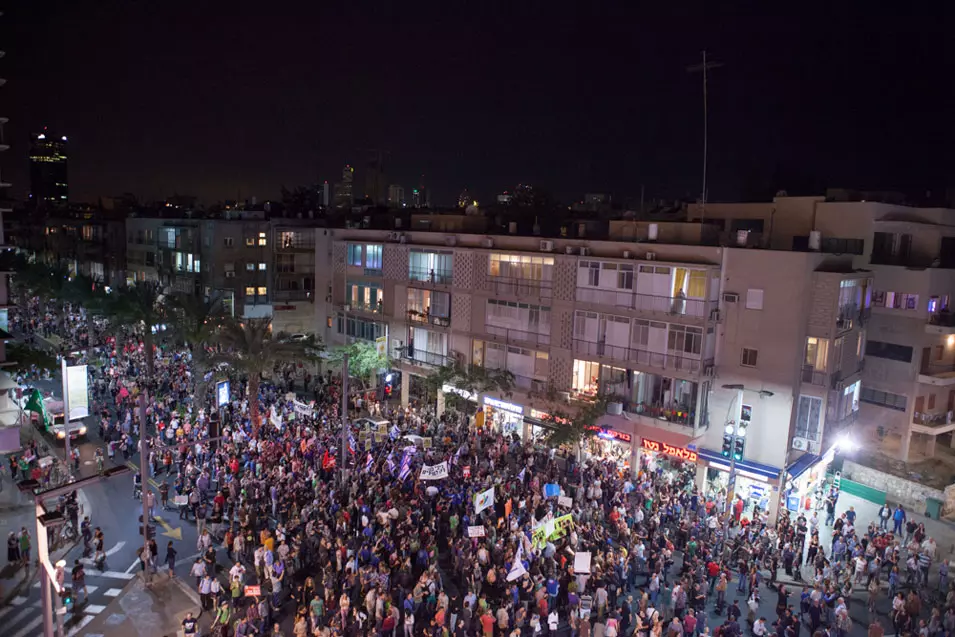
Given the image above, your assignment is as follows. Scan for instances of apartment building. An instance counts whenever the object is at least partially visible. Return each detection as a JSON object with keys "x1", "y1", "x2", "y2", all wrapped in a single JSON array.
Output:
[
  {"x1": 692, "y1": 195, "x2": 955, "y2": 461},
  {"x1": 269, "y1": 220, "x2": 326, "y2": 334},
  {"x1": 316, "y1": 218, "x2": 867, "y2": 521}
]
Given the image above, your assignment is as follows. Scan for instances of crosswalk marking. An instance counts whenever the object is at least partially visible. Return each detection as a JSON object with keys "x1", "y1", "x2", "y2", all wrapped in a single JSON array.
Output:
[
  {"x1": 7, "y1": 608, "x2": 35, "y2": 629},
  {"x1": 10, "y1": 595, "x2": 28, "y2": 605},
  {"x1": 84, "y1": 604, "x2": 107, "y2": 614},
  {"x1": 12, "y1": 617, "x2": 43, "y2": 637},
  {"x1": 67, "y1": 615, "x2": 94, "y2": 637},
  {"x1": 103, "y1": 587, "x2": 122, "y2": 597},
  {"x1": 97, "y1": 570, "x2": 135, "y2": 580},
  {"x1": 0, "y1": 605, "x2": 12, "y2": 619}
]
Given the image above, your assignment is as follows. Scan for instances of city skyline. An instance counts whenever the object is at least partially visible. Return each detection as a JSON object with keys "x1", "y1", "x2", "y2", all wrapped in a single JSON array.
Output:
[{"x1": 2, "y1": 4, "x2": 951, "y2": 207}]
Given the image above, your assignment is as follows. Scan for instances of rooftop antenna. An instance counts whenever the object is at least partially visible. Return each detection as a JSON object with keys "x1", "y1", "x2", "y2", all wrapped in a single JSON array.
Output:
[{"x1": 686, "y1": 51, "x2": 723, "y2": 227}]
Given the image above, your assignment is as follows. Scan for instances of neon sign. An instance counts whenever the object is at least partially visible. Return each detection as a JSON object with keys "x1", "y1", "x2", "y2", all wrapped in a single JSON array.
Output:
[
  {"x1": 642, "y1": 438, "x2": 698, "y2": 462},
  {"x1": 585, "y1": 426, "x2": 632, "y2": 443}
]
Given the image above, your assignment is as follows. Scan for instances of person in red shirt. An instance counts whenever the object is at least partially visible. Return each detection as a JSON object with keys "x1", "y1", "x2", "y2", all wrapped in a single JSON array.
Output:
[
  {"x1": 479, "y1": 610, "x2": 495, "y2": 637},
  {"x1": 733, "y1": 496, "x2": 744, "y2": 522}
]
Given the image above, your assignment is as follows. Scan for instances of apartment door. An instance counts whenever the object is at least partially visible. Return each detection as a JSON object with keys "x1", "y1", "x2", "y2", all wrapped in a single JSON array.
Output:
[
  {"x1": 914, "y1": 396, "x2": 925, "y2": 416},
  {"x1": 921, "y1": 347, "x2": 932, "y2": 374},
  {"x1": 948, "y1": 390, "x2": 955, "y2": 412}
]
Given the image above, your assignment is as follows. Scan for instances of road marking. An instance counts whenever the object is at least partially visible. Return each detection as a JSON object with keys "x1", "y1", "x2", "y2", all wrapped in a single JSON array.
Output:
[
  {"x1": 80, "y1": 541, "x2": 126, "y2": 565},
  {"x1": 97, "y1": 570, "x2": 135, "y2": 580},
  {"x1": 84, "y1": 585, "x2": 99, "y2": 596},
  {"x1": 0, "y1": 605, "x2": 12, "y2": 619},
  {"x1": 123, "y1": 557, "x2": 140, "y2": 574},
  {"x1": 11, "y1": 616, "x2": 42, "y2": 637},
  {"x1": 7, "y1": 607, "x2": 33, "y2": 624},
  {"x1": 83, "y1": 603, "x2": 107, "y2": 614},
  {"x1": 10, "y1": 595, "x2": 28, "y2": 605},
  {"x1": 67, "y1": 615, "x2": 94, "y2": 636},
  {"x1": 103, "y1": 587, "x2": 122, "y2": 596}
]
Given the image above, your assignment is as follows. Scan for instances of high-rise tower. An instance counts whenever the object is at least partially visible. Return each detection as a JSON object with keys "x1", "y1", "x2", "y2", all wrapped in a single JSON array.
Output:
[{"x1": 29, "y1": 127, "x2": 68, "y2": 210}]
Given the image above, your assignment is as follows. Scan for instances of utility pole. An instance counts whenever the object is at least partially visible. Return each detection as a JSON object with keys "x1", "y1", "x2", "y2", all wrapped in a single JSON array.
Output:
[
  {"x1": 60, "y1": 357, "x2": 73, "y2": 476},
  {"x1": 138, "y1": 390, "x2": 151, "y2": 584},
  {"x1": 341, "y1": 353, "x2": 349, "y2": 484},
  {"x1": 686, "y1": 51, "x2": 723, "y2": 226}
]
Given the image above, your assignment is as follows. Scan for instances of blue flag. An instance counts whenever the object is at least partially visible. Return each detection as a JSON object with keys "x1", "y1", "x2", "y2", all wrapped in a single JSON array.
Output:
[
  {"x1": 365, "y1": 452, "x2": 374, "y2": 472},
  {"x1": 386, "y1": 452, "x2": 396, "y2": 474}
]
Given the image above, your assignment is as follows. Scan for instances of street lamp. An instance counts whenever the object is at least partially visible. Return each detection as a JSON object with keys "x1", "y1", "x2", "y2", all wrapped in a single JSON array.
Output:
[{"x1": 719, "y1": 384, "x2": 773, "y2": 548}]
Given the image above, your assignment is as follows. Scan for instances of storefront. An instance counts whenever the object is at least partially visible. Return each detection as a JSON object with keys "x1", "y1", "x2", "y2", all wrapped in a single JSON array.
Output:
[
  {"x1": 638, "y1": 437, "x2": 699, "y2": 474},
  {"x1": 482, "y1": 395, "x2": 525, "y2": 438},
  {"x1": 696, "y1": 448, "x2": 782, "y2": 521},
  {"x1": 783, "y1": 445, "x2": 837, "y2": 513},
  {"x1": 583, "y1": 425, "x2": 634, "y2": 470}
]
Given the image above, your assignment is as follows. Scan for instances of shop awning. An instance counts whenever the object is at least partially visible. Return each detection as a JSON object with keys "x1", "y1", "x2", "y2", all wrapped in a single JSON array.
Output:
[
  {"x1": 596, "y1": 412, "x2": 697, "y2": 449},
  {"x1": 786, "y1": 453, "x2": 821, "y2": 481},
  {"x1": 696, "y1": 448, "x2": 782, "y2": 481}
]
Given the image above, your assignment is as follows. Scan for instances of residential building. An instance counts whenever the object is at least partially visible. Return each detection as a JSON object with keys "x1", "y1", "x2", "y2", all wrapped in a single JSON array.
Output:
[
  {"x1": 318, "y1": 217, "x2": 867, "y2": 521},
  {"x1": 29, "y1": 128, "x2": 68, "y2": 210},
  {"x1": 0, "y1": 37, "x2": 18, "y2": 452},
  {"x1": 691, "y1": 195, "x2": 955, "y2": 461},
  {"x1": 270, "y1": 219, "x2": 323, "y2": 334}
]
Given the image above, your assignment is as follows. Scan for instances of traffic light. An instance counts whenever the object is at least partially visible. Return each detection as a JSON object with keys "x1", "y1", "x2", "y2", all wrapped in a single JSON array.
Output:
[
  {"x1": 733, "y1": 436, "x2": 745, "y2": 461},
  {"x1": 60, "y1": 587, "x2": 73, "y2": 608},
  {"x1": 138, "y1": 515, "x2": 155, "y2": 539},
  {"x1": 721, "y1": 432, "x2": 733, "y2": 458}
]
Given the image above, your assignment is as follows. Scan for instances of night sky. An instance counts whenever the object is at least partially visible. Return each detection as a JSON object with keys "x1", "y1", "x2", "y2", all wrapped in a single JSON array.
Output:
[{"x1": 4, "y1": 2, "x2": 951, "y2": 207}]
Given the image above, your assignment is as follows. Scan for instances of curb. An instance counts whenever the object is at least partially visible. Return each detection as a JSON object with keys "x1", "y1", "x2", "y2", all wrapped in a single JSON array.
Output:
[{"x1": 171, "y1": 575, "x2": 202, "y2": 606}]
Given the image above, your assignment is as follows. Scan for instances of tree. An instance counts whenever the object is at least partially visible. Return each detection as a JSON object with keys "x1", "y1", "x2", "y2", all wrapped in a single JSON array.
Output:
[
  {"x1": 425, "y1": 361, "x2": 515, "y2": 416},
  {"x1": 165, "y1": 293, "x2": 227, "y2": 401},
  {"x1": 5, "y1": 341, "x2": 58, "y2": 375},
  {"x1": 325, "y1": 341, "x2": 388, "y2": 389},
  {"x1": 542, "y1": 397, "x2": 609, "y2": 450},
  {"x1": 213, "y1": 317, "x2": 320, "y2": 434},
  {"x1": 105, "y1": 281, "x2": 167, "y2": 381}
]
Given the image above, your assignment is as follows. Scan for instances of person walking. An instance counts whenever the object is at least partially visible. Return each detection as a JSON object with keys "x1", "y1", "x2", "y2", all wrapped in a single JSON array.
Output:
[
  {"x1": 165, "y1": 540, "x2": 177, "y2": 578},
  {"x1": 892, "y1": 505, "x2": 906, "y2": 535}
]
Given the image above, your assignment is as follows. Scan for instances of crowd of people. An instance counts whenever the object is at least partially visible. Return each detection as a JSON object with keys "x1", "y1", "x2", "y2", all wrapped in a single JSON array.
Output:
[{"x1": 9, "y1": 294, "x2": 955, "y2": 637}]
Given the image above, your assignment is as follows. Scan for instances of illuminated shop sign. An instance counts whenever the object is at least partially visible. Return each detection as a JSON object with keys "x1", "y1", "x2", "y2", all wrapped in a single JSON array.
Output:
[
  {"x1": 483, "y1": 396, "x2": 523, "y2": 415},
  {"x1": 641, "y1": 438, "x2": 698, "y2": 462},
  {"x1": 586, "y1": 425, "x2": 632, "y2": 443}
]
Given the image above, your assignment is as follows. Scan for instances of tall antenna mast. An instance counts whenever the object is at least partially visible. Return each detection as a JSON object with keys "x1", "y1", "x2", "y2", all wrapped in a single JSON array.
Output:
[{"x1": 687, "y1": 51, "x2": 723, "y2": 227}]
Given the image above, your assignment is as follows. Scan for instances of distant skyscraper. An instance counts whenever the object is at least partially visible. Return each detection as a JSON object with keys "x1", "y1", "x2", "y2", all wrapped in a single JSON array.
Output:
[
  {"x1": 322, "y1": 181, "x2": 330, "y2": 208},
  {"x1": 29, "y1": 128, "x2": 68, "y2": 210},
  {"x1": 364, "y1": 152, "x2": 386, "y2": 205},
  {"x1": 457, "y1": 188, "x2": 471, "y2": 208},
  {"x1": 412, "y1": 188, "x2": 422, "y2": 208},
  {"x1": 333, "y1": 164, "x2": 354, "y2": 209},
  {"x1": 387, "y1": 184, "x2": 405, "y2": 208}
]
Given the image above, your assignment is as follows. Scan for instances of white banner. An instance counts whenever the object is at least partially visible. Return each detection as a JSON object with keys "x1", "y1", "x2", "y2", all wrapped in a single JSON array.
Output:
[
  {"x1": 574, "y1": 551, "x2": 592, "y2": 574},
  {"x1": 467, "y1": 525, "x2": 486, "y2": 538},
  {"x1": 474, "y1": 487, "x2": 495, "y2": 514},
  {"x1": 293, "y1": 400, "x2": 313, "y2": 417},
  {"x1": 66, "y1": 364, "x2": 89, "y2": 421},
  {"x1": 558, "y1": 496, "x2": 573, "y2": 509},
  {"x1": 216, "y1": 380, "x2": 230, "y2": 408},
  {"x1": 419, "y1": 461, "x2": 449, "y2": 481},
  {"x1": 506, "y1": 543, "x2": 526, "y2": 581}
]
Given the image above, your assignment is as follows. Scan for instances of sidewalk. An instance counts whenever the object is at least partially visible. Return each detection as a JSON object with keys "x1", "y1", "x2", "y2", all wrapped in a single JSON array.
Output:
[{"x1": 79, "y1": 575, "x2": 200, "y2": 637}]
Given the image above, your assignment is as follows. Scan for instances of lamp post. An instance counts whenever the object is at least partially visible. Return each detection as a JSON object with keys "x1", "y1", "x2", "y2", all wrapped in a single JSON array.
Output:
[{"x1": 720, "y1": 383, "x2": 773, "y2": 549}]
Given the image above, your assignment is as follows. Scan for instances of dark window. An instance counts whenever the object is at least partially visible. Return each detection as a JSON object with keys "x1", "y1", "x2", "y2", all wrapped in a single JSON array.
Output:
[
  {"x1": 860, "y1": 387, "x2": 907, "y2": 411},
  {"x1": 820, "y1": 238, "x2": 864, "y2": 255},
  {"x1": 865, "y1": 340, "x2": 913, "y2": 363},
  {"x1": 941, "y1": 237, "x2": 955, "y2": 269}
]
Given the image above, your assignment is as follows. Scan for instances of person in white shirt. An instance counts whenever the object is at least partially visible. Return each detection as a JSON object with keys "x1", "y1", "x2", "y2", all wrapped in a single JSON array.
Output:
[
  {"x1": 753, "y1": 617, "x2": 767, "y2": 637},
  {"x1": 229, "y1": 561, "x2": 245, "y2": 583}
]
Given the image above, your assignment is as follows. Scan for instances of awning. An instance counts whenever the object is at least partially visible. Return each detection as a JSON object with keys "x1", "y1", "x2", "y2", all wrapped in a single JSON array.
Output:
[
  {"x1": 696, "y1": 447, "x2": 782, "y2": 481},
  {"x1": 786, "y1": 453, "x2": 822, "y2": 481},
  {"x1": 596, "y1": 412, "x2": 697, "y2": 449}
]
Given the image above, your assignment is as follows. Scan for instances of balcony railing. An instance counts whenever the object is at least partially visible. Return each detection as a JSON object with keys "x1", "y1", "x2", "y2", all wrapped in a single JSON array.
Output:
[
  {"x1": 575, "y1": 287, "x2": 715, "y2": 318},
  {"x1": 512, "y1": 374, "x2": 547, "y2": 393},
  {"x1": 913, "y1": 411, "x2": 951, "y2": 426},
  {"x1": 929, "y1": 312, "x2": 955, "y2": 327},
  {"x1": 485, "y1": 325, "x2": 551, "y2": 347},
  {"x1": 801, "y1": 365, "x2": 829, "y2": 387},
  {"x1": 624, "y1": 403, "x2": 697, "y2": 427},
  {"x1": 349, "y1": 300, "x2": 384, "y2": 315},
  {"x1": 486, "y1": 275, "x2": 553, "y2": 299},
  {"x1": 409, "y1": 267, "x2": 453, "y2": 285},
  {"x1": 572, "y1": 339, "x2": 708, "y2": 374},
  {"x1": 399, "y1": 347, "x2": 454, "y2": 368},
  {"x1": 407, "y1": 309, "x2": 451, "y2": 328}
]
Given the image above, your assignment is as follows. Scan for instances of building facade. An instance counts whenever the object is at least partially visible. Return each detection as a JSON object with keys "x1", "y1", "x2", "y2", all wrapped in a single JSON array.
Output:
[{"x1": 29, "y1": 129, "x2": 68, "y2": 210}]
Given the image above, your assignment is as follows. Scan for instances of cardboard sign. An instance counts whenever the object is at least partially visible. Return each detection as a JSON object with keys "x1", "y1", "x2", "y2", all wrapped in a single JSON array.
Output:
[
  {"x1": 245, "y1": 585, "x2": 261, "y2": 597},
  {"x1": 422, "y1": 437, "x2": 433, "y2": 449},
  {"x1": 173, "y1": 495, "x2": 189, "y2": 506},
  {"x1": 557, "y1": 496, "x2": 573, "y2": 509},
  {"x1": 419, "y1": 461, "x2": 450, "y2": 481},
  {"x1": 574, "y1": 552, "x2": 592, "y2": 574},
  {"x1": 544, "y1": 483, "x2": 561, "y2": 498},
  {"x1": 467, "y1": 525, "x2": 486, "y2": 538},
  {"x1": 462, "y1": 465, "x2": 471, "y2": 478}
]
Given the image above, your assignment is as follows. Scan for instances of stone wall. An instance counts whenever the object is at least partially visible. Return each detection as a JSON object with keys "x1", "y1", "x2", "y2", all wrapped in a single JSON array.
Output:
[{"x1": 843, "y1": 459, "x2": 947, "y2": 514}]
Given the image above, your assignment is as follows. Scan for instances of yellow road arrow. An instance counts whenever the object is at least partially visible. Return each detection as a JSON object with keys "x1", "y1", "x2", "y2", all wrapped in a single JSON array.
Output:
[{"x1": 153, "y1": 515, "x2": 183, "y2": 541}]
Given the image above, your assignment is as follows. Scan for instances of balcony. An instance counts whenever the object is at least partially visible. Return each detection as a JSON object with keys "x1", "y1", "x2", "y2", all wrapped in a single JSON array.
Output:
[
  {"x1": 512, "y1": 374, "x2": 547, "y2": 393},
  {"x1": 824, "y1": 408, "x2": 858, "y2": 440},
  {"x1": 486, "y1": 275, "x2": 553, "y2": 300},
  {"x1": 398, "y1": 346, "x2": 454, "y2": 369},
  {"x1": 409, "y1": 267, "x2": 453, "y2": 286},
  {"x1": 927, "y1": 312, "x2": 955, "y2": 336},
  {"x1": 912, "y1": 411, "x2": 955, "y2": 435},
  {"x1": 801, "y1": 365, "x2": 829, "y2": 387},
  {"x1": 919, "y1": 363, "x2": 955, "y2": 387},
  {"x1": 485, "y1": 325, "x2": 551, "y2": 348},
  {"x1": 575, "y1": 287, "x2": 715, "y2": 319},
  {"x1": 346, "y1": 300, "x2": 384, "y2": 316},
  {"x1": 572, "y1": 339, "x2": 709, "y2": 374},
  {"x1": 407, "y1": 309, "x2": 451, "y2": 328}
]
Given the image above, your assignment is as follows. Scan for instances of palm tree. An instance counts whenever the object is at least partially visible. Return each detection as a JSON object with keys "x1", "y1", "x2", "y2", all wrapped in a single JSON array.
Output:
[
  {"x1": 425, "y1": 360, "x2": 515, "y2": 419},
  {"x1": 105, "y1": 281, "x2": 167, "y2": 381},
  {"x1": 213, "y1": 317, "x2": 320, "y2": 434},
  {"x1": 166, "y1": 293, "x2": 226, "y2": 401}
]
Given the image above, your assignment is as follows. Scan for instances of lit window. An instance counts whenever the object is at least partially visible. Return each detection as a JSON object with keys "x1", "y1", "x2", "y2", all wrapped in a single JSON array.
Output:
[
  {"x1": 246, "y1": 263, "x2": 255, "y2": 271},
  {"x1": 257, "y1": 286, "x2": 267, "y2": 296},
  {"x1": 245, "y1": 237, "x2": 255, "y2": 247},
  {"x1": 258, "y1": 263, "x2": 267, "y2": 271},
  {"x1": 258, "y1": 232, "x2": 267, "y2": 247},
  {"x1": 245, "y1": 286, "x2": 255, "y2": 296}
]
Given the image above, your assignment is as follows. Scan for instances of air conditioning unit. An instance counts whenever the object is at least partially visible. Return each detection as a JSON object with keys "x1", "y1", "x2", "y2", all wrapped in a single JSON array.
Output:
[
  {"x1": 709, "y1": 308, "x2": 723, "y2": 323},
  {"x1": 580, "y1": 247, "x2": 591, "y2": 256},
  {"x1": 387, "y1": 231, "x2": 400, "y2": 241},
  {"x1": 399, "y1": 235, "x2": 408, "y2": 244},
  {"x1": 558, "y1": 391, "x2": 571, "y2": 403},
  {"x1": 834, "y1": 380, "x2": 845, "y2": 391},
  {"x1": 623, "y1": 250, "x2": 632, "y2": 259},
  {"x1": 565, "y1": 246, "x2": 576, "y2": 255},
  {"x1": 540, "y1": 240, "x2": 554, "y2": 252},
  {"x1": 445, "y1": 236, "x2": 457, "y2": 247},
  {"x1": 722, "y1": 292, "x2": 739, "y2": 303},
  {"x1": 703, "y1": 364, "x2": 716, "y2": 377},
  {"x1": 482, "y1": 237, "x2": 494, "y2": 249},
  {"x1": 606, "y1": 402, "x2": 623, "y2": 416},
  {"x1": 791, "y1": 437, "x2": 809, "y2": 451},
  {"x1": 808, "y1": 440, "x2": 822, "y2": 455},
  {"x1": 645, "y1": 252, "x2": 657, "y2": 261}
]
